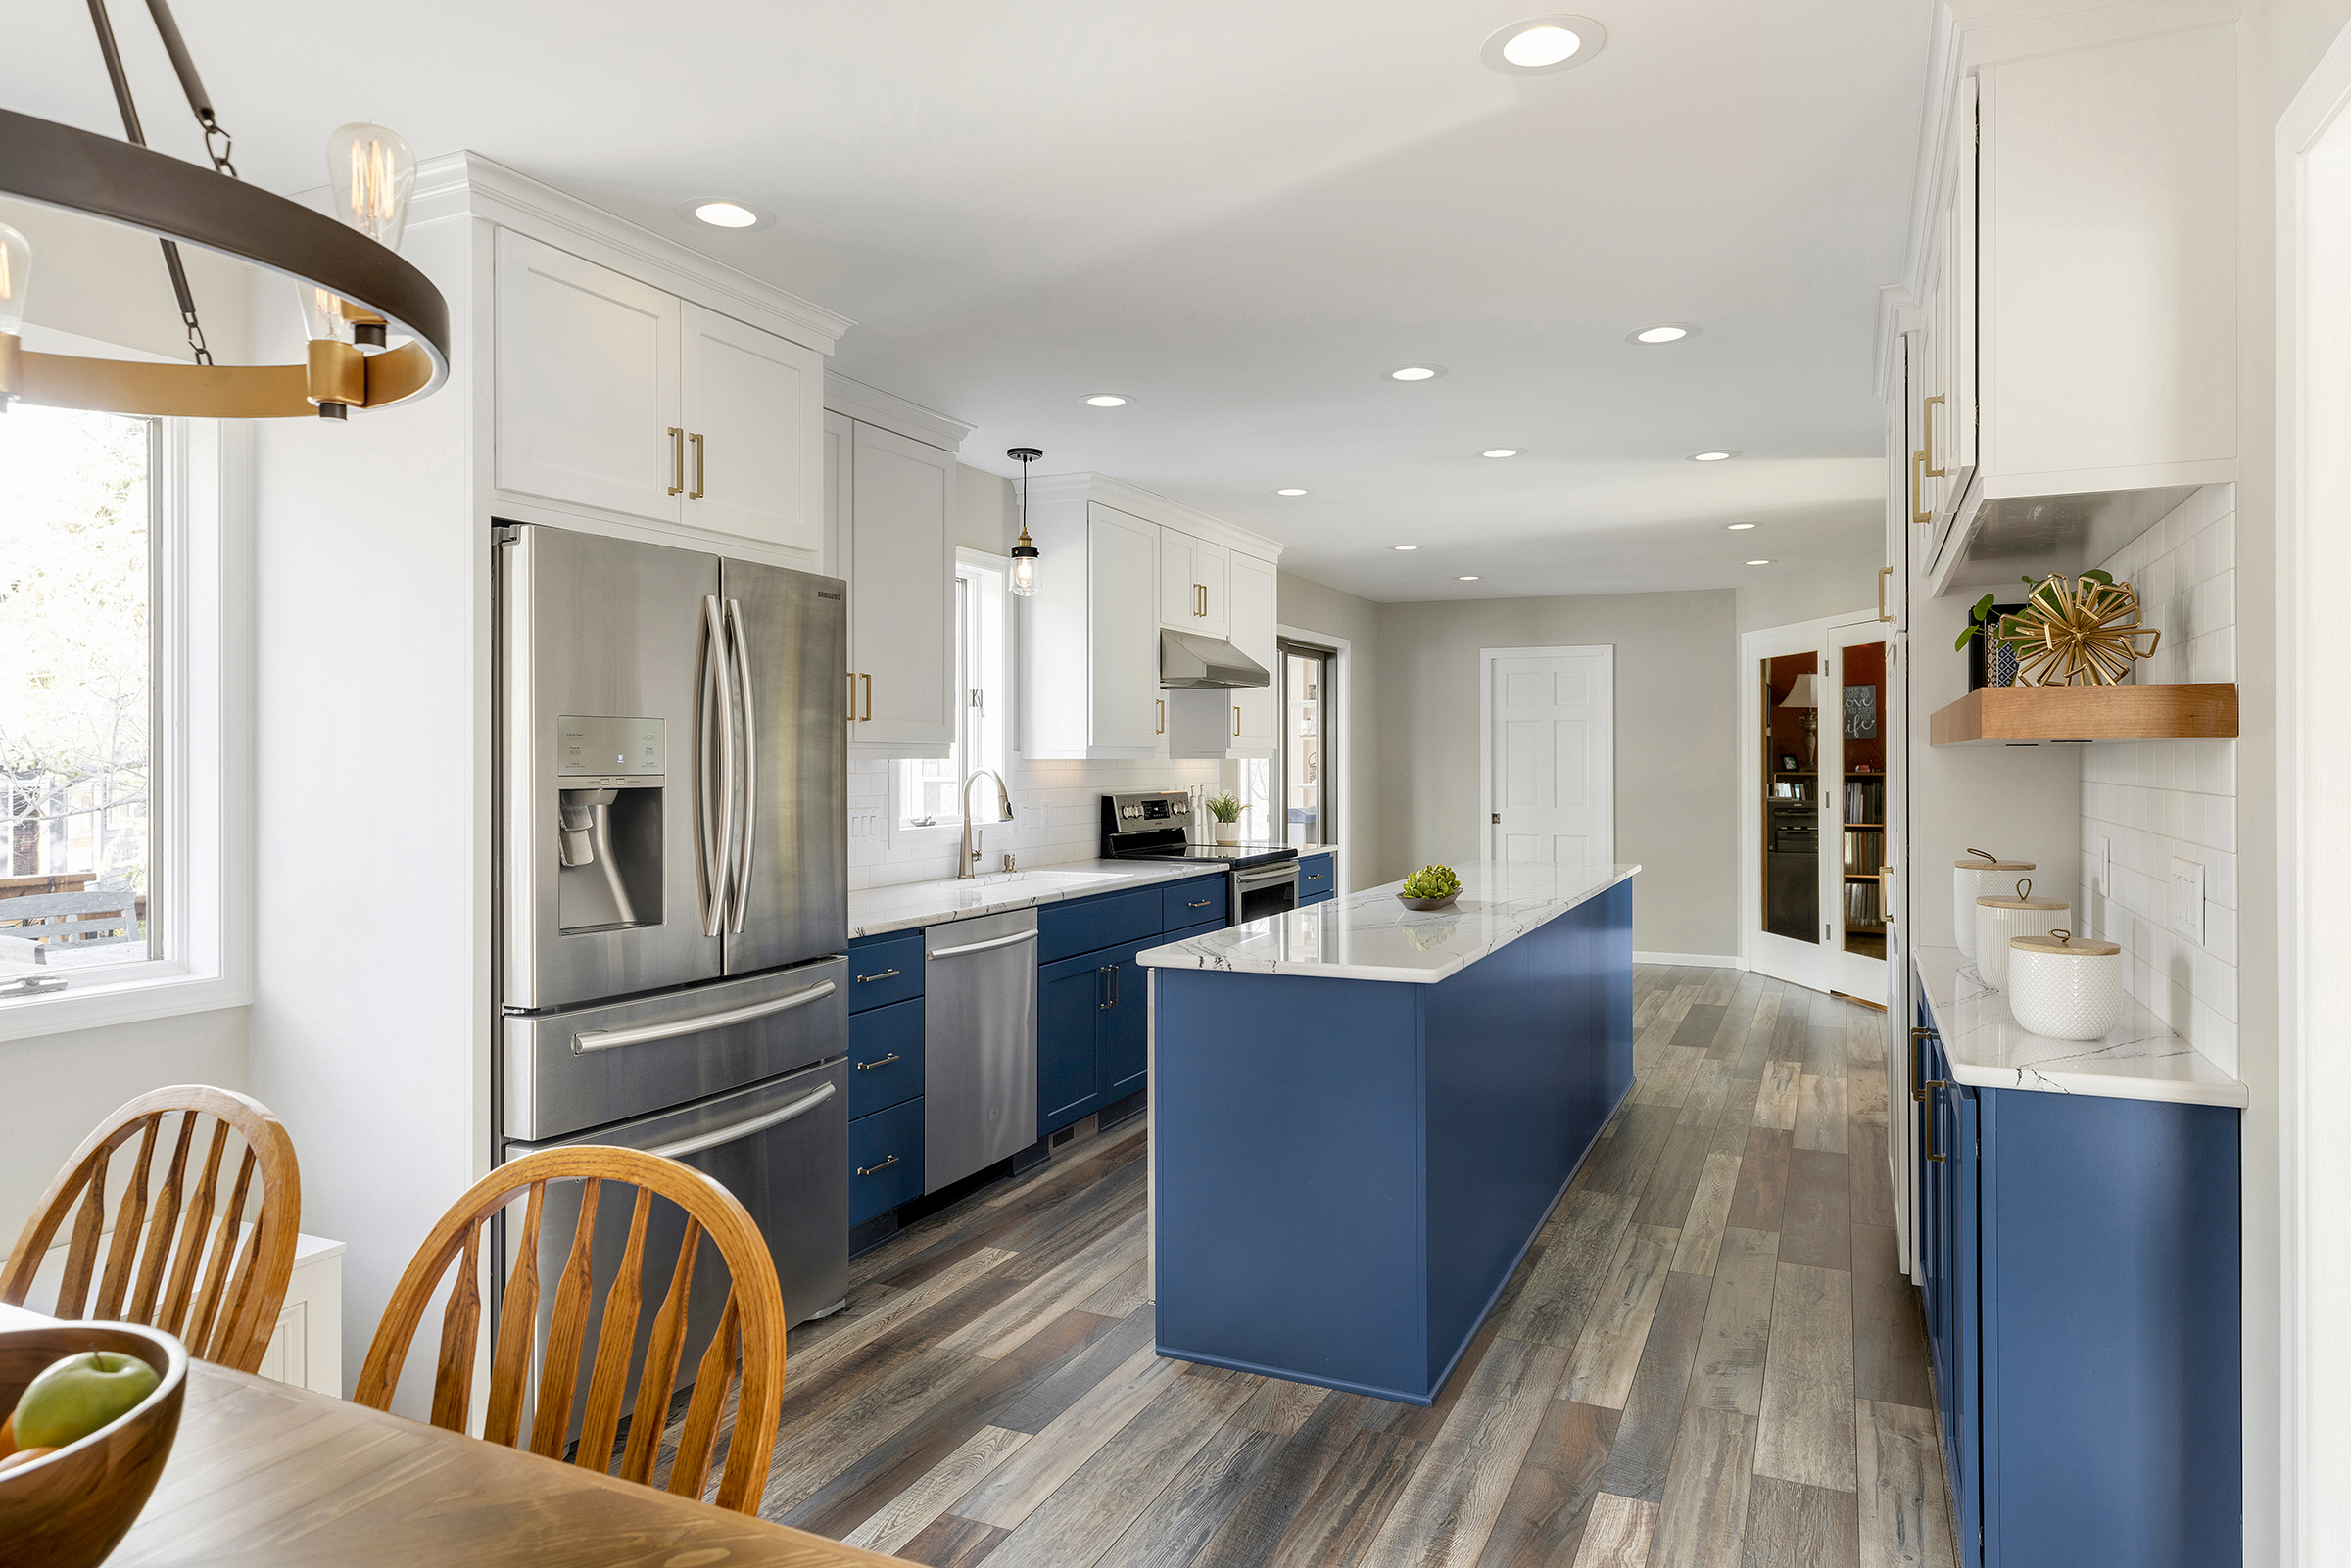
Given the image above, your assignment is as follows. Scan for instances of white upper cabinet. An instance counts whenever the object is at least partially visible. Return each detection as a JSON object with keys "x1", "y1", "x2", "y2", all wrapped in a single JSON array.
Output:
[
  {"x1": 678, "y1": 303, "x2": 824, "y2": 554},
  {"x1": 1087, "y1": 507, "x2": 1164, "y2": 752},
  {"x1": 1018, "y1": 491, "x2": 1163, "y2": 759},
  {"x1": 494, "y1": 231, "x2": 825, "y2": 555},
  {"x1": 849, "y1": 421, "x2": 957, "y2": 753},
  {"x1": 1158, "y1": 528, "x2": 1230, "y2": 639},
  {"x1": 1228, "y1": 553, "x2": 1278, "y2": 752},
  {"x1": 495, "y1": 231, "x2": 681, "y2": 522}
]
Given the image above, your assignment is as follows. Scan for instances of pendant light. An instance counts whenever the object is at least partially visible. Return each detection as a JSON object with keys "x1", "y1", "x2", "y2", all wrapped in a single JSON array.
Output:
[
  {"x1": 1008, "y1": 447, "x2": 1044, "y2": 598},
  {"x1": 0, "y1": 0, "x2": 449, "y2": 421}
]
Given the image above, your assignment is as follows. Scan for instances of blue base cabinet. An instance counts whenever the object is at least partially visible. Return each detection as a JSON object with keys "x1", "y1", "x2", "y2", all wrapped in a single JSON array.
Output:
[
  {"x1": 1914, "y1": 1004, "x2": 2240, "y2": 1568},
  {"x1": 1298, "y1": 853, "x2": 1334, "y2": 906},
  {"x1": 847, "y1": 930, "x2": 927, "y2": 1224},
  {"x1": 1039, "y1": 938, "x2": 1149, "y2": 1137}
]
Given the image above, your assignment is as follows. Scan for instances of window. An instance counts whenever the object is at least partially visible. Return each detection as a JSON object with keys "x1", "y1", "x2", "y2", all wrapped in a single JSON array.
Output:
[
  {"x1": 0, "y1": 405, "x2": 154, "y2": 973},
  {"x1": 1279, "y1": 639, "x2": 1336, "y2": 847},
  {"x1": 894, "y1": 557, "x2": 1007, "y2": 837},
  {"x1": 899, "y1": 575, "x2": 973, "y2": 828}
]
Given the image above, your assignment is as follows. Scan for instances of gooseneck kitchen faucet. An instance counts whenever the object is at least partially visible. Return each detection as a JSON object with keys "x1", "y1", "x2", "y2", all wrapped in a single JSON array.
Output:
[{"x1": 960, "y1": 768, "x2": 1013, "y2": 878}]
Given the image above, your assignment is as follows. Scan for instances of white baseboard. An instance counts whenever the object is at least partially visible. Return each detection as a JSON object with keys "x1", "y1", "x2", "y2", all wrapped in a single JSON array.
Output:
[{"x1": 1634, "y1": 951, "x2": 1743, "y2": 969}]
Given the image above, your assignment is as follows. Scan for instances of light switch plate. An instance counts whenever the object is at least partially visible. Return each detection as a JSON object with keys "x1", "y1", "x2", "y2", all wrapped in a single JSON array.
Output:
[{"x1": 2171, "y1": 857, "x2": 2206, "y2": 945}]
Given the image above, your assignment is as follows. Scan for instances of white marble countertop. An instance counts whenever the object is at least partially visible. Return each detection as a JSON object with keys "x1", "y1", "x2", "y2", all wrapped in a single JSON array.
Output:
[
  {"x1": 1134, "y1": 861, "x2": 1640, "y2": 984},
  {"x1": 1913, "y1": 945, "x2": 2246, "y2": 1108},
  {"x1": 847, "y1": 843, "x2": 1343, "y2": 939}
]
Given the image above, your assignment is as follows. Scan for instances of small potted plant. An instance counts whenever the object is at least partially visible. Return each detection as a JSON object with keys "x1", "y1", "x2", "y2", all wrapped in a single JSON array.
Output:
[
  {"x1": 1205, "y1": 792, "x2": 1243, "y2": 845},
  {"x1": 1398, "y1": 864, "x2": 1462, "y2": 912},
  {"x1": 1959, "y1": 572, "x2": 2114, "y2": 689}
]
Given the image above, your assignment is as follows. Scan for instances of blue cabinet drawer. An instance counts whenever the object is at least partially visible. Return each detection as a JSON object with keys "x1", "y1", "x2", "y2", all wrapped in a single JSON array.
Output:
[
  {"x1": 846, "y1": 997, "x2": 924, "y2": 1119},
  {"x1": 1039, "y1": 888, "x2": 1162, "y2": 964},
  {"x1": 1299, "y1": 855, "x2": 1334, "y2": 899},
  {"x1": 846, "y1": 931, "x2": 924, "y2": 1012},
  {"x1": 849, "y1": 1097, "x2": 924, "y2": 1223},
  {"x1": 1162, "y1": 876, "x2": 1227, "y2": 930}
]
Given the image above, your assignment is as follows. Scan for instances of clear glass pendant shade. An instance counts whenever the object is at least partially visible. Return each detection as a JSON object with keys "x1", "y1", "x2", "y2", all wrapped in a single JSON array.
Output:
[
  {"x1": 0, "y1": 222, "x2": 29, "y2": 338},
  {"x1": 328, "y1": 123, "x2": 416, "y2": 249},
  {"x1": 1010, "y1": 546, "x2": 1040, "y2": 597}
]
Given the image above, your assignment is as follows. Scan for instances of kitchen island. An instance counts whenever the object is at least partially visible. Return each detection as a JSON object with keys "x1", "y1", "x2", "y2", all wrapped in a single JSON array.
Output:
[{"x1": 1136, "y1": 861, "x2": 1639, "y2": 1403}]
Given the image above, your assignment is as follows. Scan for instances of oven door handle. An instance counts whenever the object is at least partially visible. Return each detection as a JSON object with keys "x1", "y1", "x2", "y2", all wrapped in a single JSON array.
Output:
[
  {"x1": 1233, "y1": 864, "x2": 1300, "y2": 890},
  {"x1": 646, "y1": 1081, "x2": 836, "y2": 1161}
]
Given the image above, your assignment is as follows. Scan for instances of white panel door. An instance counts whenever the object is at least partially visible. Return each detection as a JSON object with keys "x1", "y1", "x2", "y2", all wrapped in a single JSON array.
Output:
[
  {"x1": 1483, "y1": 648, "x2": 1612, "y2": 878},
  {"x1": 679, "y1": 303, "x2": 825, "y2": 554},
  {"x1": 1088, "y1": 504, "x2": 1163, "y2": 751},
  {"x1": 1193, "y1": 540, "x2": 1230, "y2": 640},
  {"x1": 1159, "y1": 529, "x2": 1198, "y2": 629},
  {"x1": 1229, "y1": 553, "x2": 1278, "y2": 753},
  {"x1": 494, "y1": 230, "x2": 680, "y2": 522},
  {"x1": 850, "y1": 421, "x2": 956, "y2": 751}
]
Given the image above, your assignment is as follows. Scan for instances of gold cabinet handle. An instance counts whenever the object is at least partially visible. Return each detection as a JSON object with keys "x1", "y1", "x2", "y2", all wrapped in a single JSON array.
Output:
[
  {"x1": 1156, "y1": 698, "x2": 1165, "y2": 735},
  {"x1": 667, "y1": 427, "x2": 685, "y2": 496},
  {"x1": 1922, "y1": 1078, "x2": 1949, "y2": 1163},
  {"x1": 853, "y1": 968, "x2": 901, "y2": 984},
  {"x1": 1910, "y1": 1025, "x2": 1933, "y2": 1103},
  {"x1": 1232, "y1": 704, "x2": 1240, "y2": 737},
  {"x1": 1911, "y1": 449, "x2": 1932, "y2": 528},
  {"x1": 689, "y1": 431, "x2": 707, "y2": 499},
  {"x1": 855, "y1": 1052, "x2": 901, "y2": 1069},
  {"x1": 1878, "y1": 565, "x2": 1895, "y2": 624},
  {"x1": 861, "y1": 673, "x2": 873, "y2": 722},
  {"x1": 1921, "y1": 395, "x2": 1946, "y2": 479},
  {"x1": 856, "y1": 1153, "x2": 900, "y2": 1177},
  {"x1": 1186, "y1": 899, "x2": 1211, "y2": 908}
]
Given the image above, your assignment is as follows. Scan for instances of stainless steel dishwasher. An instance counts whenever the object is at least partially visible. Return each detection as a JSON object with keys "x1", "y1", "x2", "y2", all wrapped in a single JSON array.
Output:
[{"x1": 924, "y1": 907, "x2": 1038, "y2": 1191}]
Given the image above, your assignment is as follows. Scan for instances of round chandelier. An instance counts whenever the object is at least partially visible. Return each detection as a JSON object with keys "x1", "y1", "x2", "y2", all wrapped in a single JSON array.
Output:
[{"x1": 0, "y1": 0, "x2": 450, "y2": 420}]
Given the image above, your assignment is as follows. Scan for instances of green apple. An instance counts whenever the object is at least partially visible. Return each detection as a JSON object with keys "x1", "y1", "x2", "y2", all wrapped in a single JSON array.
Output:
[{"x1": 12, "y1": 1351, "x2": 159, "y2": 1449}]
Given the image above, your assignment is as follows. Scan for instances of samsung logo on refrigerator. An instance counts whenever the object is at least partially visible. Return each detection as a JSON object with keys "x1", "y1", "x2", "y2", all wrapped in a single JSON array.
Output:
[{"x1": 817, "y1": 591, "x2": 841, "y2": 600}]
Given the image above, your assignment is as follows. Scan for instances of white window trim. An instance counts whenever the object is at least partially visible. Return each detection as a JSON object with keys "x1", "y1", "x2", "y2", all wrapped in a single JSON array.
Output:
[
  {"x1": 888, "y1": 551, "x2": 1012, "y2": 849},
  {"x1": 1277, "y1": 624, "x2": 1349, "y2": 855},
  {"x1": 0, "y1": 325, "x2": 250, "y2": 1042}
]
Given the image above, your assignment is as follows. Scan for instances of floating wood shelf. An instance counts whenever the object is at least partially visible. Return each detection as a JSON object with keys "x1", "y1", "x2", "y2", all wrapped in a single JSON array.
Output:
[{"x1": 1929, "y1": 683, "x2": 2238, "y2": 745}]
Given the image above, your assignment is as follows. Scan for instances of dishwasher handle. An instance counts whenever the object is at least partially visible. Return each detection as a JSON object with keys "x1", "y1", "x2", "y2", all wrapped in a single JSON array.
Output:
[
  {"x1": 928, "y1": 927, "x2": 1039, "y2": 961},
  {"x1": 646, "y1": 1080, "x2": 836, "y2": 1161},
  {"x1": 570, "y1": 979, "x2": 837, "y2": 1054}
]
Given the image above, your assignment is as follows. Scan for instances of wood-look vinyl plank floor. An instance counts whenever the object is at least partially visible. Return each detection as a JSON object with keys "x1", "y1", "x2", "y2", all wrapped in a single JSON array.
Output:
[{"x1": 668, "y1": 967, "x2": 1950, "y2": 1568}]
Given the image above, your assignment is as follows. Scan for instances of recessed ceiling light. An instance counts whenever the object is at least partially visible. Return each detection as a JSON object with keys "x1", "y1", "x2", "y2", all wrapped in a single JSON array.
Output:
[
  {"x1": 1392, "y1": 545, "x2": 1419, "y2": 551},
  {"x1": 1459, "y1": 575, "x2": 1481, "y2": 581},
  {"x1": 677, "y1": 198, "x2": 775, "y2": 231},
  {"x1": 1629, "y1": 323, "x2": 1696, "y2": 344},
  {"x1": 1081, "y1": 394, "x2": 1131, "y2": 407},
  {"x1": 1746, "y1": 559, "x2": 1772, "y2": 566},
  {"x1": 1388, "y1": 365, "x2": 1446, "y2": 382},
  {"x1": 1482, "y1": 15, "x2": 1608, "y2": 75},
  {"x1": 1274, "y1": 488, "x2": 1309, "y2": 497},
  {"x1": 1481, "y1": 449, "x2": 1519, "y2": 458},
  {"x1": 1689, "y1": 450, "x2": 1740, "y2": 462},
  {"x1": 1726, "y1": 522, "x2": 1757, "y2": 530}
]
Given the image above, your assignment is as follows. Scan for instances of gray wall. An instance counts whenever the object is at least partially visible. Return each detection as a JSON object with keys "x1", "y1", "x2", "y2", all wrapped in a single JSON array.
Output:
[
  {"x1": 1372, "y1": 590, "x2": 1740, "y2": 958},
  {"x1": 1276, "y1": 573, "x2": 1382, "y2": 882},
  {"x1": 957, "y1": 464, "x2": 1016, "y2": 555},
  {"x1": 1735, "y1": 549, "x2": 1886, "y2": 633}
]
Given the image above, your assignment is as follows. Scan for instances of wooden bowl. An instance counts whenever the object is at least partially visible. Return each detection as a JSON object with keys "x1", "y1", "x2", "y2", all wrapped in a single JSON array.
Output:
[{"x1": 0, "y1": 1323, "x2": 187, "y2": 1568}]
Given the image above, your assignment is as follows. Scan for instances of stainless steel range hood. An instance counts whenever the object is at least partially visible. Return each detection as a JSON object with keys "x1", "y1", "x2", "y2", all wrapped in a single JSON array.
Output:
[{"x1": 1160, "y1": 629, "x2": 1270, "y2": 689}]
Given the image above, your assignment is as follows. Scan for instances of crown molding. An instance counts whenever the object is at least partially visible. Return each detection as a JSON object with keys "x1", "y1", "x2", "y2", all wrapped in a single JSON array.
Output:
[
  {"x1": 392, "y1": 151, "x2": 854, "y2": 356},
  {"x1": 1023, "y1": 471, "x2": 1286, "y2": 561},
  {"x1": 822, "y1": 371, "x2": 973, "y2": 451}
]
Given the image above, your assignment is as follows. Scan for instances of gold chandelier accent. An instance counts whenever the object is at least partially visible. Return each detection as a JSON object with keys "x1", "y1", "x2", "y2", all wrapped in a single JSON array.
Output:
[{"x1": 1999, "y1": 574, "x2": 2161, "y2": 687}]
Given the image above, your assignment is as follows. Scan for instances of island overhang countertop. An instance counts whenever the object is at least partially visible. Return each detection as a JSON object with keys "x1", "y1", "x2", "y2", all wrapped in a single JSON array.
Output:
[{"x1": 1134, "y1": 860, "x2": 1641, "y2": 982}]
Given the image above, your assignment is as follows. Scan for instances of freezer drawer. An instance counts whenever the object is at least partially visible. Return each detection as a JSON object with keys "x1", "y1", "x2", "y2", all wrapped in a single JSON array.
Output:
[
  {"x1": 502, "y1": 1055, "x2": 849, "y2": 1447},
  {"x1": 924, "y1": 908, "x2": 1039, "y2": 1192},
  {"x1": 504, "y1": 957, "x2": 847, "y2": 1141}
]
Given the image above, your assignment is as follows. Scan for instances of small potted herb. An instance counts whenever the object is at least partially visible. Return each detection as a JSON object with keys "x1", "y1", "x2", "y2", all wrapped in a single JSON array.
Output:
[{"x1": 1205, "y1": 792, "x2": 1243, "y2": 845}]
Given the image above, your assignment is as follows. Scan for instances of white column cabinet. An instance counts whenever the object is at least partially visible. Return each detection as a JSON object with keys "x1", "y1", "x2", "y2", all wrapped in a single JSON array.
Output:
[
  {"x1": 1088, "y1": 507, "x2": 1165, "y2": 751},
  {"x1": 823, "y1": 414, "x2": 957, "y2": 758},
  {"x1": 1228, "y1": 553, "x2": 1278, "y2": 752},
  {"x1": 494, "y1": 230, "x2": 825, "y2": 556},
  {"x1": 1018, "y1": 494, "x2": 1164, "y2": 759}
]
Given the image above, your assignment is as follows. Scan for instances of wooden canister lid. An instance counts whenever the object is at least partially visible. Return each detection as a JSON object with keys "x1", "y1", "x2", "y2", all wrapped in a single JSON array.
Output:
[
  {"x1": 1977, "y1": 876, "x2": 2065, "y2": 911},
  {"x1": 2011, "y1": 929, "x2": 2120, "y2": 957},
  {"x1": 1954, "y1": 848, "x2": 2034, "y2": 872}
]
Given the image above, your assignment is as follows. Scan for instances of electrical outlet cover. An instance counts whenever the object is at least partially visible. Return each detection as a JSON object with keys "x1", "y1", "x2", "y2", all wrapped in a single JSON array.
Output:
[{"x1": 2171, "y1": 857, "x2": 2206, "y2": 946}]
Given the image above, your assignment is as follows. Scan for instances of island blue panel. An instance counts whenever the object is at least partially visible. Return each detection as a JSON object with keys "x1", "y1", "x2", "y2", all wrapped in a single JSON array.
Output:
[
  {"x1": 1154, "y1": 971, "x2": 1429, "y2": 1401},
  {"x1": 1979, "y1": 1088, "x2": 2240, "y2": 1568}
]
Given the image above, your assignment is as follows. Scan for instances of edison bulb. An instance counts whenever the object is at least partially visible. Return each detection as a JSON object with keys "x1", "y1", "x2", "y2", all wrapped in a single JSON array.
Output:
[
  {"x1": 1010, "y1": 551, "x2": 1041, "y2": 597},
  {"x1": 328, "y1": 123, "x2": 416, "y2": 250}
]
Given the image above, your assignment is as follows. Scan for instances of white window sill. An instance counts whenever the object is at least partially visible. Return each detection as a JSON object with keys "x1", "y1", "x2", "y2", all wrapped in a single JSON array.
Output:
[{"x1": 0, "y1": 965, "x2": 249, "y2": 1043}]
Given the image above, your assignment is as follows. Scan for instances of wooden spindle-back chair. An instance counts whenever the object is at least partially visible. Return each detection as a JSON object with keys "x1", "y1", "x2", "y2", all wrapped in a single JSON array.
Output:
[
  {"x1": 1, "y1": 1085, "x2": 303, "y2": 1375},
  {"x1": 353, "y1": 1145, "x2": 786, "y2": 1515}
]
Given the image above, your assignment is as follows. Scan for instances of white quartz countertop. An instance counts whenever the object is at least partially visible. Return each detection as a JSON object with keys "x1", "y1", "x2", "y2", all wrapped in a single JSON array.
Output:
[
  {"x1": 846, "y1": 844, "x2": 1343, "y2": 939},
  {"x1": 1134, "y1": 861, "x2": 1640, "y2": 984},
  {"x1": 1913, "y1": 945, "x2": 2246, "y2": 1108}
]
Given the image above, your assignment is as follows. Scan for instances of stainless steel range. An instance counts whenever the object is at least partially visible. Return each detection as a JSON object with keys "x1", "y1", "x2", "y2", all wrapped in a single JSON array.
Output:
[{"x1": 1100, "y1": 790, "x2": 1300, "y2": 923}]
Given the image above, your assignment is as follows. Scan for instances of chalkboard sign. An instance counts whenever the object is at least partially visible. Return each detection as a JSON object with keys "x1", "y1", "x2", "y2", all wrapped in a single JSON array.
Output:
[{"x1": 1844, "y1": 684, "x2": 1878, "y2": 740}]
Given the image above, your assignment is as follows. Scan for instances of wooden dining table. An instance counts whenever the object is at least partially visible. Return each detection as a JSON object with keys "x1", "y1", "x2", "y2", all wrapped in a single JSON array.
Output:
[{"x1": 0, "y1": 1305, "x2": 908, "y2": 1567}]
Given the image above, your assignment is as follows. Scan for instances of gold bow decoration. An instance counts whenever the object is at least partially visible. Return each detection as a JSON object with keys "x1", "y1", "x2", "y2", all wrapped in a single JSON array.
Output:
[{"x1": 1996, "y1": 574, "x2": 2160, "y2": 686}]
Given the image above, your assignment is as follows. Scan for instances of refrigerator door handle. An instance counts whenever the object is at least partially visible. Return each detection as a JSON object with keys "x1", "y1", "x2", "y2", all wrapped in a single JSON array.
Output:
[
  {"x1": 726, "y1": 596, "x2": 757, "y2": 934},
  {"x1": 645, "y1": 1080, "x2": 835, "y2": 1161},
  {"x1": 569, "y1": 978, "x2": 839, "y2": 1054},
  {"x1": 698, "y1": 594, "x2": 735, "y2": 935}
]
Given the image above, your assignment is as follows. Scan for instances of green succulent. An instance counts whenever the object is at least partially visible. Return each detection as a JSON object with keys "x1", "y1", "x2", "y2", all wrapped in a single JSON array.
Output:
[{"x1": 1400, "y1": 864, "x2": 1462, "y2": 899}]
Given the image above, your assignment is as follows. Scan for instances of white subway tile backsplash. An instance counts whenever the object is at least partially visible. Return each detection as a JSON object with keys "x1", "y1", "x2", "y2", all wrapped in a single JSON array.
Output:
[{"x1": 844, "y1": 754, "x2": 1223, "y2": 888}]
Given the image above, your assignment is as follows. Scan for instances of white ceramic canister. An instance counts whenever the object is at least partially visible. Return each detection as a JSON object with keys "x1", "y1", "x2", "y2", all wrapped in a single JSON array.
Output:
[
  {"x1": 1952, "y1": 851, "x2": 2035, "y2": 960},
  {"x1": 2007, "y1": 929, "x2": 2125, "y2": 1040},
  {"x1": 1975, "y1": 878, "x2": 2070, "y2": 990}
]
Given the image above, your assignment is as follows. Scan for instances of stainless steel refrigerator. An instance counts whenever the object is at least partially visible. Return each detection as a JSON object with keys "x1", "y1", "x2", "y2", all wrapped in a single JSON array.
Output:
[{"x1": 495, "y1": 521, "x2": 849, "y2": 1444}]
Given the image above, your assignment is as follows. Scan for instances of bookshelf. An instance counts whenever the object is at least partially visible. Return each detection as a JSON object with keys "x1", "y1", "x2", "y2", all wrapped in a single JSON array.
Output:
[{"x1": 1843, "y1": 772, "x2": 1887, "y2": 933}]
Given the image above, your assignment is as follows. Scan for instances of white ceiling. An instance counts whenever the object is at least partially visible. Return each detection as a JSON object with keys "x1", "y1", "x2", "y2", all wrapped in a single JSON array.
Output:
[{"x1": 4, "y1": 1, "x2": 1929, "y2": 601}]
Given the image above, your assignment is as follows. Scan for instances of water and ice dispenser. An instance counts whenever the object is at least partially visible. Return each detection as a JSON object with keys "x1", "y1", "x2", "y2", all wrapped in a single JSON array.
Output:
[{"x1": 555, "y1": 716, "x2": 666, "y2": 932}]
